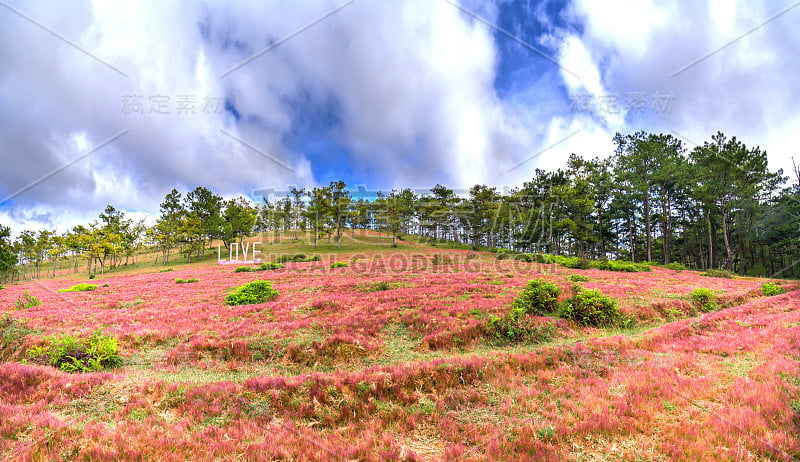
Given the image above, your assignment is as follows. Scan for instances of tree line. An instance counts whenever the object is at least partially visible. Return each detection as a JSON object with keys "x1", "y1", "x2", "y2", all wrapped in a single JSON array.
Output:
[{"x1": 1, "y1": 131, "x2": 798, "y2": 281}]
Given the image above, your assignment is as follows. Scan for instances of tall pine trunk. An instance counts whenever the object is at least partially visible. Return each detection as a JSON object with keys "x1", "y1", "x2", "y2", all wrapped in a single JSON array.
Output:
[
  {"x1": 644, "y1": 188, "x2": 652, "y2": 262},
  {"x1": 720, "y1": 200, "x2": 734, "y2": 270}
]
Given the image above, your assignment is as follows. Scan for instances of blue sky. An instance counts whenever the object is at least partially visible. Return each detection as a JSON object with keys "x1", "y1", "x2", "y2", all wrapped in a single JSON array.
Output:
[{"x1": 1, "y1": 0, "x2": 799, "y2": 233}]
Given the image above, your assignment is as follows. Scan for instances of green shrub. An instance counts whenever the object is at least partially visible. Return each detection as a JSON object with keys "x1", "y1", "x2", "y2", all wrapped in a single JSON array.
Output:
[
  {"x1": 258, "y1": 262, "x2": 284, "y2": 271},
  {"x1": 522, "y1": 254, "x2": 651, "y2": 272},
  {"x1": 567, "y1": 274, "x2": 590, "y2": 282},
  {"x1": 225, "y1": 280, "x2": 279, "y2": 306},
  {"x1": 560, "y1": 288, "x2": 619, "y2": 326},
  {"x1": 537, "y1": 254, "x2": 557, "y2": 264},
  {"x1": 276, "y1": 254, "x2": 304, "y2": 263},
  {"x1": 513, "y1": 253, "x2": 534, "y2": 263},
  {"x1": 27, "y1": 329, "x2": 123, "y2": 373},
  {"x1": 589, "y1": 260, "x2": 610, "y2": 270},
  {"x1": 432, "y1": 254, "x2": 453, "y2": 265},
  {"x1": 487, "y1": 314, "x2": 555, "y2": 345},
  {"x1": 555, "y1": 255, "x2": 577, "y2": 267},
  {"x1": 700, "y1": 269, "x2": 735, "y2": 279},
  {"x1": 57, "y1": 283, "x2": 97, "y2": 293},
  {"x1": 368, "y1": 281, "x2": 391, "y2": 292},
  {"x1": 14, "y1": 291, "x2": 42, "y2": 310},
  {"x1": 330, "y1": 262, "x2": 349, "y2": 268},
  {"x1": 690, "y1": 288, "x2": 717, "y2": 312},
  {"x1": 566, "y1": 258, "x2": 591, "y2": 270},
  {"x1": 276, "y1": 254, "x2": 320, "y2": 263},
  {"x1": 158, "y1": 268, "x2": 174, "y2": 273},
  {"x1": 665, "y1": 262, "x2": 687, "y2": 272},
  {"x1": 101, "y1": 283, "x2": 110, "y2": 287},
  {"x1": 761, "y1": 282, "x2": 785, "y2": 297},
  {"x1": 511, "y1": 279, "x2": 561, "y2": 315},
  {"x1": 88, "y1": 274, "x2": 96, "y2": 279},
  {"x1": 496, "y1": 253, "x2": 511, "y2": 261},
  {"x1": 175, "y1": 278, "x2": 199, "y2": 284},
  {"x1": 590, "y1": 260, "x2": 651, "y2": 272},
  {"x1": 616, "y1": 261, "x2": 650, "y2": 272},
  {"x1": 234, "y1": 266, "x2": 256, "y2": 273},
  {"x1": 0, "y1": 285, "x2": 5, "y2": 290},
  {"x1": 1, "y1": 315, "x2": 34, "y2": 360}
]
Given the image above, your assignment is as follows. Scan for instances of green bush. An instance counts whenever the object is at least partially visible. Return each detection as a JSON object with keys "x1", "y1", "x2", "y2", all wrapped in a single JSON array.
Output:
[
  {"x1": 258, "y1": 262, "x2": 284, "y2": 271},
  {"x1": 590, "y1": 260, "x2": 651, "y2": 272},
  {"x1": 761, "y1": 282, "x2": 785, "y2": 297},
  {"x1": 234, "y1": 266, "x2": 256, "y2": 273},
  {"x1": 1, "y1": 315, "x2": 34, "y2": 360},
  {"x1": 690, "y1": 288, "x2": 717, "y2": 312},
  {"x1": 537, "y1": 254, "x2": 558, "y2": 264},
  {"x1": 567, "y1": 274, "x2": 590, "y2": 282},
  {"x1": 158, "y1": 268, "x2": 174, "y2": 273},
  {"x1": 664, "y1": 262, "x2": 687, "y2": 272},
  {"x1": 57, "y1": 283, "x2": 97, "y2": 293},
  {"x1": 523, "y1": 254, "x2": 651, "y2": 272},
  {"x1": 14, "y1": 291, "x2": 41, "y2": 310},
  {"x1": 513, "y1": 253, "x2": 535, "y2": 263},
  {"x1": 432, "y1": 254, "x2": 453, "y2": 265},
  {"x1": 330, "y1": 262, "x2": 349, "y2": 268},
  {"x1": 225, "y1": 280, "x2": 279, "y2": 306},
  {"x1": 487, "y1": 314, "x2": 555, "y2": 344},
  {"x1": 276, "y1": 254, "x2": 320, "y2": 263},
  {"x1": 276, "y1": 254, "x2": 305, "y2": 263},
  {"x1": 496, "y1": 253, "x2": 511, "y2": 261},
  {"x1": 368, "y1": 281, "x2": 391, "y2": 292},
  {"x1": 700, "y1": 269, "x2": 735, "y2": 279},
  {"x1": 560, "y1": 287, "x2": 619, "y2": 326},
  {"x1": 566, "y1": 258, "x2": 591, "y2": 270},
  {"x1": 0, "y1": 285, "x2": 5, "y2": 290},
  {"x1": 88, "y1": 274, "x2": 96, "y2": 279},
  {"x1": 175, "y1": 278, "x2": 199, "y2": 284},
  {"x1": 511, "y1": 279, "x2": 561, "y2": 315},
  {"x1": 27, "y1": 329, "x2": 123, "y2": 373},
  {"x1": 554, "y1": 255, "x2": 579, "y2": 267}
]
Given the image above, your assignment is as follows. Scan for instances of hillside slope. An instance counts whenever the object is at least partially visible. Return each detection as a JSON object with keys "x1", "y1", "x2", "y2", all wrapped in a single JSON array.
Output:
[{"x1": 1, "y1": 249, "x2": 798, "y2": 460}]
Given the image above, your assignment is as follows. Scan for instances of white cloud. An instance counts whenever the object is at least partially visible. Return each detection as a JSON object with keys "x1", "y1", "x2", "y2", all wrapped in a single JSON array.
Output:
[
  {"x1": 4, "y1": 0, "x2": 798, "y2": 237},
  {"x1": 559, "y1": 0, "x2": 800, "y2": 176},
  {"x1": 0, "y1": 0, "x2": 536, "y2": 234}
]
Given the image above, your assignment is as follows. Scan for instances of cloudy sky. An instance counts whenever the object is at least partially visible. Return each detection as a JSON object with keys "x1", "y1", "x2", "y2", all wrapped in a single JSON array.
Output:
[{"x1": 1, "y1": 0, "x2": 799, "y2": 234}]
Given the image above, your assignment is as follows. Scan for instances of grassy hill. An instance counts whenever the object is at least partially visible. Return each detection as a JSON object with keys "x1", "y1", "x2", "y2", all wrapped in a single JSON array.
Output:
[{"x1": 1, "y1": 236, "x2": 798, "y2": 460}]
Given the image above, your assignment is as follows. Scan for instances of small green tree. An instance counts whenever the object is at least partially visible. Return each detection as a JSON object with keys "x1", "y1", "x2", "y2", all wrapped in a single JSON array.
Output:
[
  {"x1": 155, "y1": 189, "x2": 185, "y2": 264},
  {"x1": 561, "y1": 287, "x2": 619, "y2": 326},
  {"x1": 761, "y1": 283, "x2": 785, "y2": 296},
  {"x1": 690, "y1": 288, "x2": 717, "y2": 312},
  {"x1": 0, "y1": 225, "x2": 18, "y2": 282},
  {"x1": 225, "y1": 280, "x2": 279, "y2": 306},
  {"x1": 511, "y1": 279, "x2": 561, "y2": 315},
  {"x1": 222, "y1": 197, "x2": 258, "y2": 248}
]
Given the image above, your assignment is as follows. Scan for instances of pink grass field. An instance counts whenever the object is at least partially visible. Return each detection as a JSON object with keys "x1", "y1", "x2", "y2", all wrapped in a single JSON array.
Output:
[{"x1": 1, "y1": 249, "x2": 799, "y2": 460}]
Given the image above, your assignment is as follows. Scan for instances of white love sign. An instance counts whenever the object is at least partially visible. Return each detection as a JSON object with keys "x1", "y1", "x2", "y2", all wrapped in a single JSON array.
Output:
[{"x1": 217, "y1": 242, "x2": 261, "y2": 264}]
